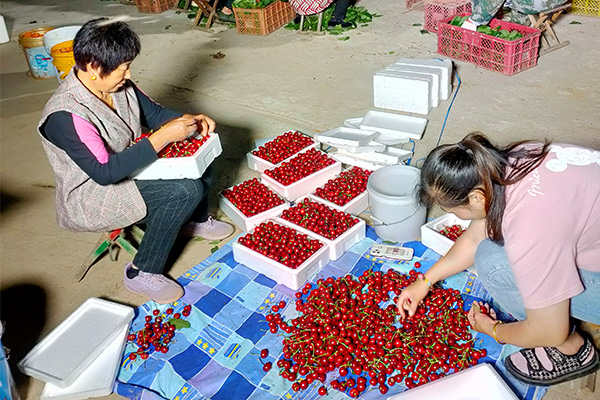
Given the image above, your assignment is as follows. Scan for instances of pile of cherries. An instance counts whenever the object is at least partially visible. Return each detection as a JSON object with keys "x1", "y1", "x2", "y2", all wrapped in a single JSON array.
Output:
[
  {"x1": 262, "y1": 269, "x2": 486, "y2": 397},
  {"x1": 263, "y1": 148, "x2": 336, "y2": 186},
  {"x1": 252, "y1": 131, "x2": 315, "y2": 164},
  {"x1": 126, "y1": 303, "x2": 192, "y2": 361},
  {"x1": 280, "y1": 199, "x2": 359, "y2": 240},
  {"x1": 135, "y1": 133, "x2": 210, "y2": 158},
  {"x1": 314, "y1": 167, "x2": 373, "y2": 207},
  {"x1": 238, "y1": 221, "x2": 324, "y2": 269},
  {"x1": 439, "y1": 224, "x2": 466, "y2": 241},
  {"x1": 222, "y1": 178, "x2": 285, "y2": 217}
]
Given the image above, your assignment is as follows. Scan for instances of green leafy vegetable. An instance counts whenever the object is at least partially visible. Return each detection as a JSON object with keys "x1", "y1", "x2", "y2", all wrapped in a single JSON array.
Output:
[{"x1": 169, "y1": 318, "x2": 191, "y2": 329}]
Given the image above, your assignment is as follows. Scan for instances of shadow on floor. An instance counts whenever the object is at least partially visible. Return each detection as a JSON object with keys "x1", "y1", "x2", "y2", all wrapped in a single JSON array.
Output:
[{"x1": 0, "y1": 283, "x2": 47, "y2": 399}]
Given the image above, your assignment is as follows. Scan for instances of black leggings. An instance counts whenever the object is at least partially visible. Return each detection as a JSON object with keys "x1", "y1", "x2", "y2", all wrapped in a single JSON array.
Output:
[{"x1": 132, "y1": 166, "x2": 213, "y2": 274}]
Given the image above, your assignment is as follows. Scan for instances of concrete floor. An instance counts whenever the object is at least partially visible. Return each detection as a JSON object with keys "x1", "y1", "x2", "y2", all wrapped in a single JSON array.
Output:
[{"x1": 1, "y1": 0, "x2": 599, "y2": 399}]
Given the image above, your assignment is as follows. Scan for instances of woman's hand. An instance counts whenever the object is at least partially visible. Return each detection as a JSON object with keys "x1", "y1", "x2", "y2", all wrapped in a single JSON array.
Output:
[
  {"x1": 467, "y1": 301, "x2": 498, "y2": 336},
  {"x1": 396, "y1": 278, "x2": 430, "y2": 319},
  {"x1": 148, "y1": 116, "x2": 198, "y2": 152},
  {"x1": 183, "y1": 113, "x2": 215, "y2": 137}
]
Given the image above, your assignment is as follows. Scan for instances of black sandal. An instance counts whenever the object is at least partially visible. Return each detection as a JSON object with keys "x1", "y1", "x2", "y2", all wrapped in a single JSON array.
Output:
[{"x1": 505, "y1": 336, "x2": 599, "y2": 386}]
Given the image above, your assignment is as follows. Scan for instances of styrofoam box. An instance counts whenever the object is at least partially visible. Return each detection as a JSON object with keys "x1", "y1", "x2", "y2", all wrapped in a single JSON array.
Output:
[
  {"x1": 373, "y1": 71, "x2": 432, "y2": 115},
  {"x1": 309, "y1": 190, "x2": 369, "y2": 216},
  {"x1": 421, "y1": 212, "x2": 471, "y2": 256},
  {"x1": 232, "y1": 222, "x2": 330, "y2": 290},
  {"x1": 40, "y1": 324, "x2": 129, "y2": 400},
  {"x1": 395, "y1": 58, "x2": 453, "y2": 100},
  {"x1": 335, "y1": 147, "x2": 413, "y2": 166},
  {"x1": 386, "y1": 65, "x2": 442, "y2": 107},
  {"x1": 276, "y1": 216, "x2": 366, "y2": 261},
  {"x1": 18, "y1": 298, "x2": 134, "y2": 388},
  {"x1": 247, "y1": 141, "x2": 319, "y2": 173},
  {"x1": 329, "y1": 153, "x2": 389, "y2": 171},
  {"x1": 132, "y1": 133, "x2": 222, "y2": 180},
  {"x1": 334, "y1": 141, "x2": 387, "y2": 154},
  {"x1": 387, "y1": 364, "x2": 518, "y2": 400},
  {"x1": 360, "y1": 110, "x2": 427, "y2": 142},
  {"x1": 315, "y1": 127, "x2": 379, "y2": 147},
  {"x1": 218, "y1": 191, "x2": 288, "y2": 232},
  {"x1": 261, "y1": 159, "x2": 342, "y2": 202}
]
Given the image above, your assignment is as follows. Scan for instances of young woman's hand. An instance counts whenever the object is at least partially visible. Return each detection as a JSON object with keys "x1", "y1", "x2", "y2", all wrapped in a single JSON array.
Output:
[
  {"x1": 148, "y1": 116, "x2": 197, "y2": 151},
  {"x1": 468, "y1": 301, "x2": 498, "y2": 336},
  {"x1": 183, "y1": 113, "x2": 215, "y2": 137},
  {"x1": 395, "y1": 279, "x2": 430, "y2": 319}
]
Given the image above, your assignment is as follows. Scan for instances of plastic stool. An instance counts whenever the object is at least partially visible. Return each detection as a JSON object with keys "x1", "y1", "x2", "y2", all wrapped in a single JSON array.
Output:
[{"x1": 78, "y1": 225, "x2": 145, "y2": 281}]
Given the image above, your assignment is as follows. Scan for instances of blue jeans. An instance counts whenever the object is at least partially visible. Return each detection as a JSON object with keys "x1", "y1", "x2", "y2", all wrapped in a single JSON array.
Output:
[
  {"x1": 474, "y1": 239, "x2": 600, "y2": 325},
  {"x1": 133, "y1": 166, "x2": 213, "y2": 274}
]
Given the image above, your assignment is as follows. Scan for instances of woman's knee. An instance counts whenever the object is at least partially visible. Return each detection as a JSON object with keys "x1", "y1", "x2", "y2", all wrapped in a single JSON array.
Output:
[{"x1": 475, "y1": 239, "x2": 516, "y2": 290}]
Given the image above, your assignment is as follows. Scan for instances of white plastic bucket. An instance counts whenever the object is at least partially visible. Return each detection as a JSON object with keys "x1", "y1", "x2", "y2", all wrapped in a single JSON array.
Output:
[
  {"x1": 367, "y1": 165, "x2": 426, "y2": 242},
  {"x1": 43, "y1": 26, "x2": 81, "y2": 83}
]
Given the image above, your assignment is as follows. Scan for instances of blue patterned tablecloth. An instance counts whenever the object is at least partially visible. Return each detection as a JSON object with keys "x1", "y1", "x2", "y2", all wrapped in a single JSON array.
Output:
[{"x1": 114, "y1": 227, "x2": 547, "y2": 400}]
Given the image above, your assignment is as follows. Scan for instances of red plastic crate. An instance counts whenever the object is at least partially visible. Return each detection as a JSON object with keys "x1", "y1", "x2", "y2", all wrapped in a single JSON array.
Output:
[
  {"x1": 437, "y1": 14, "x2": 541, "y2": 75},
  {"x1": 424, "y1": 0, "x2": 471, "y2": 32}
]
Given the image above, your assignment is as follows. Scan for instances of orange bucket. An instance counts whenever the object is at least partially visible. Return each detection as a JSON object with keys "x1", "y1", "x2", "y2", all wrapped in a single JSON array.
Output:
[{"x1": 51, "y1": 40, "x2": 75, "y2": 81}]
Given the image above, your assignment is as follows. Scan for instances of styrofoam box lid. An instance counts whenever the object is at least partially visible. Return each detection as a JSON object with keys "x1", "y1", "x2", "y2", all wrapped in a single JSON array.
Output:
[
  {"x1": 315, "y1": 127, "x2": 379, "y2": 147},
  {"x1": 336, "y1": 148, "x2": 412, "y2": 165},
  {"x1": 385, "y1": 65, "x2": 441, "y2": 107},
  {"x1": 387, "y1": 364, "x2": 519, "y2": 400},
  {"x1": 360, "y1": 110, "x2": 427, "y2": 142},
  {"x1": 18, "y1": 298, "x2": 134, "y2": 388},
  {"x1": 334, "y1": 141, "x2": 387, "y2": 154},
  {"x1": 394, "y1": 58, "x2": 453, "y2": 100},
  {"x1": 343, "y1": 118, "x2": 362, "y2": 129},
  {"x1": 40, "y1": 324, "x2": 130, "y2": 400},
  {"x1": 331, "y1": 152, "x2": 396, "y2": 170}
]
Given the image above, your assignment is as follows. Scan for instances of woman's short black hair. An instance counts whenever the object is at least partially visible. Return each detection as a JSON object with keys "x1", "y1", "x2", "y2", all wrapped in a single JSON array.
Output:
[{"x1": 73, "y1": 18, "x2": 141, "y2": 77}]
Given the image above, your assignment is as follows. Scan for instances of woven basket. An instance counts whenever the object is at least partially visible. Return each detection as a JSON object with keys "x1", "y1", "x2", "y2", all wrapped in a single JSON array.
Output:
[
  {"x1": 134, "y1": 0, "x2": 177, "y2": 13},
  {"x1": 233, "y1": 1, "x2": 296, "y2": 35}
]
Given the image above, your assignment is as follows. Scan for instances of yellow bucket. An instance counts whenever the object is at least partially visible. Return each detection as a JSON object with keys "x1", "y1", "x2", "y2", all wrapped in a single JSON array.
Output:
[
  {"x1": 51, "y1": 40, "x2": 75, "y2": 81},
  {"x1": 18, "y1": 27, "x2": 56, "y2": 79}
]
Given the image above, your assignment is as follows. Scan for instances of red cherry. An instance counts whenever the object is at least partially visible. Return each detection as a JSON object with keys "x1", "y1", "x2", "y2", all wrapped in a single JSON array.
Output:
[
  {"x1": 260, "y1": 349, "x2": 269, "y2": 358},
  {"x1": 263, "y1": 362, "x2": 272, "y2": 372}
]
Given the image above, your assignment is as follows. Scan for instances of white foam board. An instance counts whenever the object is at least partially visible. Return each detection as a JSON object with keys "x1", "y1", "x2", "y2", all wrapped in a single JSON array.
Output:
[
  {"x1": 386, "y1": 65, "x2": 442, "y2": 107},
  {"x1": 387, "y1": 364, "x2": 518, "y2": 400},
  {"x1": 40, "y1": 324, "x2": 129, "y2": 400},
  {"x1": 360, "y1": 110, "x2": 427, "y2": 141},
  {"x1": 395, "y1": 58, "x2": 453, "y2": 100},
  {"x1": 373, "y1": 70, "x2": 432, "y2": 115}
]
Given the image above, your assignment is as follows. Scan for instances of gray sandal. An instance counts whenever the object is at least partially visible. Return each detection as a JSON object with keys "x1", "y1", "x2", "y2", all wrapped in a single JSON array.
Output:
[{"x1": 505, "y1": 336, "x2": 599, "y2": 386}]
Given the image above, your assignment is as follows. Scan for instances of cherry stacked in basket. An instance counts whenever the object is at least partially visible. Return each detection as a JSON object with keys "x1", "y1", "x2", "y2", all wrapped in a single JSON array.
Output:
[
  {"x1": 222, "y1": 178, "x2": 284, "y2": 217},
  {"x1": 280, "y1": 198, "x2": 359, "y2": 240},
  {"x1": 263, "y1": 148, "x2": 336, "y2": 186},
  {"x1": 439, "y1": 224, "x2": 466, "y2": 241},
  {"x1": 314, "y1": 167, "x2": 372, "y2": 206},
  {"x1": 135, "y1": 133, "x2": 210, "y2": 158},
  {"x1": 237, "y1": 221, "x2": 324, "y2": 269},
  {"x1": 251, "y1": 131, "x2": 315, "y2": 164},
  {"x1": 260, "y1": 269, "x2": 487, "y2": 397}
]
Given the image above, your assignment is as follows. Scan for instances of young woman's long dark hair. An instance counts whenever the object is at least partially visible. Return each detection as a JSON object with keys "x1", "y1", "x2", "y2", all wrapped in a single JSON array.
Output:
[{"x1": 420, "y1": 132, "x2": 551, "y2": 243}]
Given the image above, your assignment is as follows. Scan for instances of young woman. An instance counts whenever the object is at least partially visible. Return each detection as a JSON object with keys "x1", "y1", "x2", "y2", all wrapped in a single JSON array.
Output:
[
  {"x1": 38, "y1": 19, "x2": 233, "y2": 304},
  {"x1": 396, "y1": 133, "x2": 599, "y2": 385}
]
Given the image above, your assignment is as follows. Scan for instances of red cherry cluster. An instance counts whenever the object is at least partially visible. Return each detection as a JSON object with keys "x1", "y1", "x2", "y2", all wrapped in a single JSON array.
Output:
[
  {"x1": 263, "y1": 148, "x2": 336, "y2": 186},
  {"x1": 439, "y1": 224, "x2": 466, "y2": 241},
  {"x1": 238, "y1": 221, "x2": 324, "y2": 269},
  {"x1": 263, "y1": 269, "x2": 486, "y2": 397},
  {"x1": 252, "y1": 131, "x2": 315, "y2": 164},
  {"x1": 314, "y1": 167, "x2": 373, "y2": 206},
  {"x1": 280, "y1": 199, "x2": 358, "y2": 240},
  {"x1": 126, "y1": 304, "x2": 192, "y2": 361},
  {"x1": 135, "y1": 133, "x2": 210, "y2": 158},
  {"x1": 222, "y1": 178, "x2": 285, "y2": 217}
]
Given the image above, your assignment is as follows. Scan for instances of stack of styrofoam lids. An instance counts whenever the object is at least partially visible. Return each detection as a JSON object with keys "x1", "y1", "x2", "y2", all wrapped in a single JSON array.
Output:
[
  {"x1": 373, "y1": 58, "x2": 453, "y2": 115},
  {"x1": 18, "y1": 298, "x2": 134, "y2": 400}
]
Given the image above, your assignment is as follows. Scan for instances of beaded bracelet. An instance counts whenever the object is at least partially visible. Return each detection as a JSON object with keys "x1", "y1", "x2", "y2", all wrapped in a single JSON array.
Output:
[
  {"x1": 493, "y1": 320, "x2": 506, "y2": 345},
  {"x1": 418, "y1": 273, "x2": 431, "y2": 288}
]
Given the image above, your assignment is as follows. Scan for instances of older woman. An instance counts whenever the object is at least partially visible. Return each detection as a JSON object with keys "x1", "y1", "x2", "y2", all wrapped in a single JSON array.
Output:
[
  {"x1": 38, "y1": 18, "x2": 233, "y2": 304},
  {"x1": 396, "y1": 133, "x2": 599, "y2": 386}
]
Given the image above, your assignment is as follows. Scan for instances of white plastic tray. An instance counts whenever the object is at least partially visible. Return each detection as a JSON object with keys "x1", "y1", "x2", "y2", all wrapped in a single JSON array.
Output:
[
  {"x1": 421, "y1": 213, "x2": 471, "y2": 256},
  {"x1": 247, "y1": 142, "x2": 319, "y2": 173},
  {"x1": 40, "y1": 324, "x2": 129, "y2": 400},
  {"x1": 315, "y1": 127, "x2": 379, "y2": 147},
  {"x1": 232, "y1": 222, "x2": 330, "y2": 290},
  {"x1": 261, "y1": 158, "x2": 342, "y2": 202},
  {"x1": 309, "y1": 190, "x2": 369, "y2": 216},
  {"x1": 218, "y1": 191, "x2": 288, "y2": 232},
  {"x1": 18, "y1": 298, "x2": 134, "y2": 388},
  {"x1": 276, "y1": 216, "x2": 365, "y2": 261},
  {"x1": 132, "y1": 133, "x2": 222, "y2": 180},
  {"x1": 360, "y1": 110, "x2": 427, "y2": 142},
  {"x1": 387, "y1": 364, "x2": 518, "y2": 400}
]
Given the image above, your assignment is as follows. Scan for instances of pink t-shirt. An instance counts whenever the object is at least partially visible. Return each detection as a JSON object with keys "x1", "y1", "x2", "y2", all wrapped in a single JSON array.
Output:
[{"x1": 502, "y1": 144, "x2": 600, "y2": 310}]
